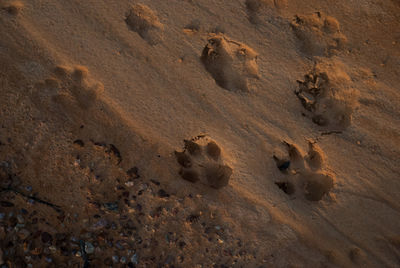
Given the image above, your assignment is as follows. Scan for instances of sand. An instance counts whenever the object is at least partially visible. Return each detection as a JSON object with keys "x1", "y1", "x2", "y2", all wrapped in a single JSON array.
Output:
[{"x1": 0, "y1": 0, "x2": 399, "y2": 267}]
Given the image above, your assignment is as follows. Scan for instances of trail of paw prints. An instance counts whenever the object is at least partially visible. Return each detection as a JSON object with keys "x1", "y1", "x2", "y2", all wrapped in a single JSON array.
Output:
[
  {"x1": 291, "y1": 12, "x2": 347, "y2": 57},
  {"x1": 295, "y1": 60, "x2": 359, "y2": 130},
  {"x1": 175, "y1": 135, "x2": 232, "y2": 189},
  {"x1": 201, "y1": 34, "x2": 259, "y2": 92},
  {"x1": 125, "y1": 3, "x2": 164, "y2": 45},
  {"x1": 32, "y1": 65, "x2": 104, "y2": 118},
  {"x1": 273, "y1": 141, "x2": 334, "y2": 201}
]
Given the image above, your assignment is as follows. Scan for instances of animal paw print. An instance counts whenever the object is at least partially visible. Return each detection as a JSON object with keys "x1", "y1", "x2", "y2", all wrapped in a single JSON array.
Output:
[
  {"x1": 295, "y1": 61, "x2": 359, "y2": 129},
  {"x1": 175, "y1": 135, "x2": 232, "y2": 189},
  {"x1": 125, "y1": 3, "x2": 164, "y2": 45},
  {"x1": 32, "y1": 65, "x2": 104, "y2": 115},
  {"x1": 291, "y1": 12, "x2": 347, "y2": 57},
  {"x1": 273, "y1": 141, "x2": 334, "y2": 201},
  {"x1": 201, "y1": 34, "x2": 259, "y2": 92}
]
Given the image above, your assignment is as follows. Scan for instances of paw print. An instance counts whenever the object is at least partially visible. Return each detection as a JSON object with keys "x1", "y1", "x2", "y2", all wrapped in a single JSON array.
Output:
[
  {"x1": 32, "y1": 65, "x2": 104, "y2": 115},
  {"x1": 175, "y1": 135, "x2": 232, "y2": 189},
  {"x1": 273, "y1": 141, "x2": 334, "y2": 201},
  {"x1": 295, "y1": 60, "x2": 359, "y2": 130},
  {"x1": 201, "y1": 34, "x2": 259, "y2": 92},
  {"x1": 290, "y1": 12, "x2": 347, "y2": 57}
]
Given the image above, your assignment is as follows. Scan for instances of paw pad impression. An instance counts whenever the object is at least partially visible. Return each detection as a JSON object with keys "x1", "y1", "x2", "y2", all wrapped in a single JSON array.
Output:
[
  {"x1": 175, "y1": 136, "x2": 232, "y2": 189},
  {"x1": 273, "y1": 141, "x2": 334, "y2": 201}
]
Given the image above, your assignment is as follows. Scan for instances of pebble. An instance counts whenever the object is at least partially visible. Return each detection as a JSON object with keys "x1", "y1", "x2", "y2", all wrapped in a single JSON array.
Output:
[
  {"x1": 25, "y1": 186, "x2": 32, "y2": 192},
  {"x1": 120, "y1": 256, "x2": 127, "y2": 263},
  {"x1": 131, "y1": 253, "x2": 138, "y2": 264},
  {"x1": 45, "y1": 257, "x2": 52, "y2": 263},
  {"x1": 18, "y1": 229, "x2": 30, "y2": 240},
  {"x1": 85, "y1": 242, "x2": 95, "y2": 254},
  {"x1": 104, "y1": 202, "x2": 119, "y2": 212},
  {"x1": 93, "y1": 219, "x2": 108, "y2": 229},
  {"x1": 125, "y1": 181, "x2": 134, "y2": 187},
  {"x1": 115, "y1": 240, "x2": 124, "y2": 250},
  {"x1": 17, "y1": 214, "x2": 24, "y2": 224},
  {"x1": 112, "y1": 255, "x2": 119, "y2": 263}
]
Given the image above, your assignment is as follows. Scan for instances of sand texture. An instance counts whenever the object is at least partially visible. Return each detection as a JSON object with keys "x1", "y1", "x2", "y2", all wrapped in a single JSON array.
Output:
[{"x1": 0, "y1": 0, "x2": 399, "y2": 267}]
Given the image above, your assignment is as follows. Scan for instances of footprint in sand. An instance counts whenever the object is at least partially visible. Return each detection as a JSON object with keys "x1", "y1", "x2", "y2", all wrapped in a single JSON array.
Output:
[
  {"x1": 294, "y1": 60, "x2": 359, "y2": 130},
  {"x1": 32, "y1": 65, "x2": 104, "y2": 117},
  {"x1": 291, "y1": 12, "x2": 347, "y2": 57},
  {"x1": 125, "y1": 3, "x2": 164, "y2": 45},
  {"x1": 273, "y1": 141, "x2": 334, "y2": 201},
  {"x1": 201, "y1": 34, "x2": 259, "y2": 92},
  {"x1": 175, "y1": 135, "x2": 232, "y2": 189}
]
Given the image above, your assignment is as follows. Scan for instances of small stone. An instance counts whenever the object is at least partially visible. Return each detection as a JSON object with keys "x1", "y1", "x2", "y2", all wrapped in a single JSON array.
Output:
[
  {"x1": 131, "y1": 253, "x2": 138, "y2": 264},
  {"x1": 104, "y1": 202, "x2": 119, "y2": 211},
  {"x1": 125, "y1": 181, "x2": 134, "y2": 187},
  {"x1": 18, "y1": 229, "x2": 30, "y2": 240},
  {"x1": 17, "y1": 214, "x2": 24, "y2": 224},
  {"x1": 45, "y1": 257, "x2": 52, "y2": 263},
  {"x1": 85, "y1": 242, "x2": 95, "y2": 254},
  {"x1": 112, "y1": 255, "x2": 119, "y2": 263},
  {"x1": 25, "y1": 186, "x2": 33, "y2": 192},
  {"x1": 115, "y1": 240, "x2": 125, "y2": 250},
  {"x1": 48, "y1": 246, "x2": 57, "y2": 253},
  {"x1": 120, "y1": 257, "x2": 127, "y2": 263}
]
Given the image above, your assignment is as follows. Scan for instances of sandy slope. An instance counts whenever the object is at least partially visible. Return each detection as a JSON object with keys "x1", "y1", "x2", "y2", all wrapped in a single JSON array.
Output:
[{"x1": 0, "y1": 0, "x2": 399, "y2": 267}]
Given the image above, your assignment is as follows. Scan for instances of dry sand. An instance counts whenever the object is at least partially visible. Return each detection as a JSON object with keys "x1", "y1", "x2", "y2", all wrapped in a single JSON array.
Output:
[{"x1": 0, "y1": 0, "x2": 399, "y2": 267}]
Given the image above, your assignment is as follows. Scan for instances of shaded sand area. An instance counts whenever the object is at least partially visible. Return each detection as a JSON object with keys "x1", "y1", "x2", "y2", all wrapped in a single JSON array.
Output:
[{"x1": 0, "y1": 0, "x2": 399, "y2": 267}]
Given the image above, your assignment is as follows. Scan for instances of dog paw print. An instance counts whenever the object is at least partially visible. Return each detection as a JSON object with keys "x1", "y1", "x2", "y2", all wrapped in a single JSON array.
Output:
[
  {"x1": 125, "y1": 3, "x2": 164, "y2": 45},
  {"x1": 273, "y1": 141, "x2": 334, "y2": 201},
  {"x1": 291, "y1": 12, "x2": 347, "y2": 57},
  {"x1": 175, "y1": 135, "x2": 232, "y2": 189},
  {"x1": 201, "y1": 34, "x2": 259, "y2": 92},
  {"x1": 295, "y1": 60, "x2": 359, "y2": 130},
  {"x1": 32, "y1": 65, "x2": 104, "y2": 116}
]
